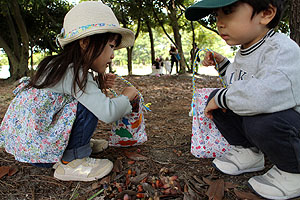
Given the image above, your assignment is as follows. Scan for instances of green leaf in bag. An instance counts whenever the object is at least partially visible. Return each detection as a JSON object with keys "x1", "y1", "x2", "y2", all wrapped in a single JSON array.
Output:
[{"x1": 116, "y1": 127, "x2": 133, "y2": 138}]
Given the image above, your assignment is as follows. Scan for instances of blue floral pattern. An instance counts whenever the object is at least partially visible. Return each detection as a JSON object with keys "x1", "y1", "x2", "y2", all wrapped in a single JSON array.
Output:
[
  {"x1": 0, "y1": 78, "x2": 78, "y2": 163},
  {"x1": 64, "y1": 23, "x2": 117, "y2": 39}
]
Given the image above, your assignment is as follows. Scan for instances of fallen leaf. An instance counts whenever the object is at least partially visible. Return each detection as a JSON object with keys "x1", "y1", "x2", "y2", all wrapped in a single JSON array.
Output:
[
  {"x1": 141, "y1": 182, "x2": 156, "y2": 198},
  {"x1": 202, "y1": 177, "x2": 213, "y2": 185},
  {"x1": 205, "y1": 179, "x2": 224, "y2": 200},
  {"x1": 130, "y1": 172, "x2": 148, "y2": 184},
  {"x1": 193, "y1": 175, "x2": 206, "y2": 185},
  {"x1": 224, "y1": 181, "x2": 238, "y2": 190},
  {"x1": 0, "y1": 166, "x2": 10, "y2": 179},
  {"x1": 8, "y1": 166, "x2": 18, "y2": 176},
  {"x1": 124, "y1": 151, "x2": 148, "y2": 161},
  {"x1": 127, "y1": 160, "x2": 135, "y2": 165},
  {"x1": 112, "y1": 159, "x2": 123, "y2": 173},
  {"x1": 99, "y1": 176, "x2": 111, "y2": 185},
  {"x1": 234, "y1": 188, "x2": 263, "y2": 200}
]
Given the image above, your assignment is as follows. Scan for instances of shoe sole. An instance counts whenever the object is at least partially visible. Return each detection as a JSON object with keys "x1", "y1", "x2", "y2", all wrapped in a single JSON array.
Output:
[
  {"x1": 213, "y1": 163, "x2": 264, "y2": 175},
  {"x1": 248, "y1": 178, "x2": 300, "y2": 200},
  {"x1": 54, "y1": 162, "x2": 113, "y2": 182}
]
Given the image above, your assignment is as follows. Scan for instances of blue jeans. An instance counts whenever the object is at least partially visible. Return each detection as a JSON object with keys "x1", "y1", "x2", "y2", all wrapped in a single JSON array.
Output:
[
  {"x1": 208, "y1": 89, "x2": 300, "y2": 173},
  {"x1": 31, "y1": 102, "x2": 98, "y2": 168}
]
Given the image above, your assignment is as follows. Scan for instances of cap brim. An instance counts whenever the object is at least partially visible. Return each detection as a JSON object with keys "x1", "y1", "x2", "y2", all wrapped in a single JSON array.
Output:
[
  {"x1": 185, "y1": 0, "x2": 238, "y2": 21},
  {"x1": 58, "y1": 27, "x2": 135, "y2": 49}
]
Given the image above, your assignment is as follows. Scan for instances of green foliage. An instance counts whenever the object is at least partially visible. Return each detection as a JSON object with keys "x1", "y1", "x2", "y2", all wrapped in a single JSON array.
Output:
[
  {"x1": 0, "y1": 0, "x2": 293, "y2": 77},
  {"x1": 0, "y1": 53, "x2": 8, "y2": 66},
  {"x1": 113, "y1": 26, "x2": 234, "y2": 67}
]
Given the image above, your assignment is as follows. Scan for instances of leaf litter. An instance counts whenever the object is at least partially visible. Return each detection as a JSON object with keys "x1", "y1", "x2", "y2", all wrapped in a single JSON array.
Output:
[{"x1": 0, "y1": 75, "x2": 268, "y2": 199}]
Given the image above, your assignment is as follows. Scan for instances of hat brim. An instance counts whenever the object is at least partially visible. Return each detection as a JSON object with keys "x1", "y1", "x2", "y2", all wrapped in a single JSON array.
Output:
[
  {"x1": 185, "y1": 0, "x2": 238, "y2": 21},
  {"x1": 58, "y1": 27, "x2": 135, "y2": 50}
]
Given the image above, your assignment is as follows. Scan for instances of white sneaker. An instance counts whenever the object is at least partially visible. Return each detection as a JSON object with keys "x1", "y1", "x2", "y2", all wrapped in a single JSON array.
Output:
[
  {"x1": 212, "y1": 146, "x2": 265, "y2": 175},
  {"x1": 90, "y1": 138, "x2": 108, "y2": 154},
  {"x1": 248, "y1": 166, "x2": 300, "y2": 200},
  {"x1": 54, "y1": 157, "x2": 113, "y2": 181}
]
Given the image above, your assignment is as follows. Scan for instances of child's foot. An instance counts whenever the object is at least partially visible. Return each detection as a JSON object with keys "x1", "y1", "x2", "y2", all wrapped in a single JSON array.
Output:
[
  {"x1": 90, "y1": 138, "x2": 108, "y2": 154},
  {"x1": 248, "y1": 166, "x2": 300, "y2": 200},
  {"x1": 212, "y1": 146, "x2": 264, "y2": 175},
  {"x1": 54, "y1": 157, "x2": 113, "y2": 181}
]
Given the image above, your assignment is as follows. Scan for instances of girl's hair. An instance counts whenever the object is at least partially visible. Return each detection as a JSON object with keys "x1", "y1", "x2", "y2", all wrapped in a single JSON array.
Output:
[
  {"x1": 240, "y1": 0, "x2": 284, "y2": 28},
  {"x1": 28, "y1": 33, "x2": 121, "y2": 94}
]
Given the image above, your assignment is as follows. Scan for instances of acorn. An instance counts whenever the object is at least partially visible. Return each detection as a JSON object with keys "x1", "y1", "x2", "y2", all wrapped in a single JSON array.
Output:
[
  {"x1": 155, "y1": 179, "x2": 163, "y2": 188},
  {"x1": 162, "y1": 188, "x2": 171, "y2": 194},
  {"x1": 137, "y1": 185, "x2": 143, "y2": 192},
  {"x1": 123, "y1": 194, "x2": 129, "y2": 200},
  {"x1": 136, "y1": 193, "x2": 145, "y2": 198},
  {"x1": 169, "y1": 175, "x2": 178, "y2": 181}
]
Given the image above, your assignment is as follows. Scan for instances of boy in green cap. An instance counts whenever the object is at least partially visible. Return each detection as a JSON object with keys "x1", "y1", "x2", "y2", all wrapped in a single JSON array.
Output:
[{"x1": 185, "y1": 0, "x2": 300, "y2": 199}]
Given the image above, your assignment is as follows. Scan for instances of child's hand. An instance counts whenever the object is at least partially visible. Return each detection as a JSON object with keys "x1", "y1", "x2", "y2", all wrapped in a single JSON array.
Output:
[
  {"x1": 204, "y1": 97, "x2": 226, "y2": 119},
  {"x1": 121, "y1": 87, "x2": 138, "y2": 101},
  {"x1": 104, "y1": 73, "x2": 116, "y2": 88},
  {"x1": 204, "y1": 97, "x2": 219, "y2": 120},
  {"x1": 202, "y1": 51, "x2": 225, "y2": 66}
]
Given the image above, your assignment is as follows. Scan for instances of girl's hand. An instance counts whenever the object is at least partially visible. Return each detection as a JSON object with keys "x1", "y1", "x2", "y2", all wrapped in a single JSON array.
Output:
[
  {"x1": 202, "y1": 51, "x2": 225, "y2": 66},
  {"x1": 104, "y1": 73, "x2": 116, "y2": 88},
  {"x1": 121, "y1": 87, "x2": 138, "y2": 101}
]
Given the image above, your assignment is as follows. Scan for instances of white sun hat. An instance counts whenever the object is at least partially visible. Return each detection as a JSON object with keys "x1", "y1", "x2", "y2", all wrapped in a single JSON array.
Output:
[{"x1": 57, "y1": 1, "x2": 135, "y2": 49}]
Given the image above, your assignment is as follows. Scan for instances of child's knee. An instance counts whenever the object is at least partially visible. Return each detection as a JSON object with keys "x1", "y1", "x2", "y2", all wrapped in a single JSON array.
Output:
[
  {"x1": 244, "y1": 113, "x2": 299, "y2": 142},
  {"x1": 244, "y1": 114, "x2": 276, "y2": 141}
]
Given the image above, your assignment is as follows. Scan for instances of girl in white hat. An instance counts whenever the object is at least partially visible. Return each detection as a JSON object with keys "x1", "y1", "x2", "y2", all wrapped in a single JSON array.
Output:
[{"x1": 0, "y1": 1, "x2": 137, "y2": 182}]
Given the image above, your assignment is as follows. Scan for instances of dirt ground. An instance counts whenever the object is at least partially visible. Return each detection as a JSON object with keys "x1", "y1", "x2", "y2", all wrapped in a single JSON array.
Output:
[{"x1": 0, "y1": 74, "x2": 276, "y2": 200}]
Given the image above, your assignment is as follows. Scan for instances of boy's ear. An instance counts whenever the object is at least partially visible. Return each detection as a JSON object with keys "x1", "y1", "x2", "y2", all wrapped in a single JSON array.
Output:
[
  {"x1": 79, "y1": 37, "x2": 90, "y2": 50},
  {"x1": 260, "y1": 4, "x2": 277, "y2": 25}
]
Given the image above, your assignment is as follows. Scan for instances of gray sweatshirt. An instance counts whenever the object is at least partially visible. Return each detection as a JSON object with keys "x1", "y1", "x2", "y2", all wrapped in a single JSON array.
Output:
[{"x1": 215, "y1": 29, "x2": 300, "y2": 116}]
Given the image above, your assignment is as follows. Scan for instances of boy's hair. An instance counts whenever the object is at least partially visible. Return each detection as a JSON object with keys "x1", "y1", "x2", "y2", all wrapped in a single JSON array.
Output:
[
  {"x1": 29, "y1": 33, "x2": 121, "y2": 94},
  {"x1": 240, "y1": 0, "x2": 284, "y2": 28}
]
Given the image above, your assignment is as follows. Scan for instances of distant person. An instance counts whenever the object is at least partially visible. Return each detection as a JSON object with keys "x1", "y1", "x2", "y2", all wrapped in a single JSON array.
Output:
[
  {"x1": 186, "y1": 0, "x2": 300, "y2": 199},
  {"x1": 152, "y1": 57, "x2": 162, "y2": 76},
  {"x1": 164, "y1": 57, "x2": 171, "y2": 75},
  {"x1": 169, "y1": 45, "x2": 179, "y2": 74},
  {"x1": 190, "y1": 43, "x2": 200, "y2": 74},
  {"x1": 0, "y1": 1, "x2": 138, "y2": 182},
  {"x1": 159, "y1": 56, "x2": 164, "y2": 69}
]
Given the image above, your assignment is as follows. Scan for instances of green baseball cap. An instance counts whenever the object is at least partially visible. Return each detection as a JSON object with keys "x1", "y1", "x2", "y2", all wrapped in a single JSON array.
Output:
[{"x1": 185, "y1": 0, "x2": 238, "y2": 21}]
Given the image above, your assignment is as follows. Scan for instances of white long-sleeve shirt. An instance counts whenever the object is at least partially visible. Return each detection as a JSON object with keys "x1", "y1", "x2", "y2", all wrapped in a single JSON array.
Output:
[{"x1": 47, "y1": 67, "x2": 132, "y2": 123}]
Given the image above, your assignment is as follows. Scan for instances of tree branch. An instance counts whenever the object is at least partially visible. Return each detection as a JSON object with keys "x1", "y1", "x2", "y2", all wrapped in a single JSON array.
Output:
[{"x1": 152, "y1": 6, "x2": 177, "y2": 47}]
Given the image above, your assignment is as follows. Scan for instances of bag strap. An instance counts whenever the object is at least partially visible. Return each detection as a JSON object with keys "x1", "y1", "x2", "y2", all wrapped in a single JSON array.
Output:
[
  {"x1": 190, "y1": 48, "x2": 227, "y2": 116},
  {"x1": 109, "y1": 75, "x2": 151, "y2": 111}
]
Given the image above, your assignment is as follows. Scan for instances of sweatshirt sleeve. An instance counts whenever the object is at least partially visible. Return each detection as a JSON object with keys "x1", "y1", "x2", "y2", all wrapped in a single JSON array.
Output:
[
  {"x1": 216, "y1": 58, "x2": 231, "y2": 77},
  {"x1": 214, "y1": 40, "x2": 300, "y2": 116},
  {"x1": 47, "y1": 68, "x2": 132, "y2": 123}
]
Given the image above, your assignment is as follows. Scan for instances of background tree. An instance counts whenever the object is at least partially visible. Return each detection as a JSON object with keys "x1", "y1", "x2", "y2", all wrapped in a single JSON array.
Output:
[
  {"x1": 104, "y1": 0, "x2": 143, "y2": 75},
  {"x1": 0, "y1": 0, "x2": 70, "y2": 81}
]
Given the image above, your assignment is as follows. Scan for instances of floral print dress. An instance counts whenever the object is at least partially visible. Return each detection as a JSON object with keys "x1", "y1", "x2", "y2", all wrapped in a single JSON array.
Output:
[{"x1": 0, "y1": 77, "x2": 78, "y2": 163}]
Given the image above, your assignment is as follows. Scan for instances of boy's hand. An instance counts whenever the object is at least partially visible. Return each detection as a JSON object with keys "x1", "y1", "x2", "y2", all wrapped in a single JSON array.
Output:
[
  {"x1": 104, "y1": 73, "x2": 116, "y2": 88},
  {"x1": 204, "y1": 97, "x2": 219, "y2": 120},
  {"x1": 204, "y1": 97, "x2": 226, "y2": 119},
  {"x1": 202, "y1": 51, "x2": 225, "y2": 66},
  {"x1": 121, "y1": 87, "x2": 138, "y2": 101}
]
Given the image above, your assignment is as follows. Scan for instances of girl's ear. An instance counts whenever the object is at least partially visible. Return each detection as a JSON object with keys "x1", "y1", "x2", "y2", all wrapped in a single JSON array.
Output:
[
  {"x1": 79, "y1": 37, "x2": 90, "y2": 50},
  {"x1": 260, "y1": 4, "x2": 277, "y2": 25}
]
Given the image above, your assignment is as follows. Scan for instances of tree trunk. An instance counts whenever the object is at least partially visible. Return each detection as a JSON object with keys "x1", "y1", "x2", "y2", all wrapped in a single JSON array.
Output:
[
  {"x1": 165, "y1": 0, "x2": 186, "y2": 73},
  {"x1": 127, "y1": 47, "x2": 133, "y2": 75},
  {"x1": 290, "y1": 0, "x2": 300, "y2": 45},
  {"x1": 146, "y1": 21, "x2": 155, "y2": 64},
  {"x1": 1, "y1": 0, "x2": 30, "y2": 81}
]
